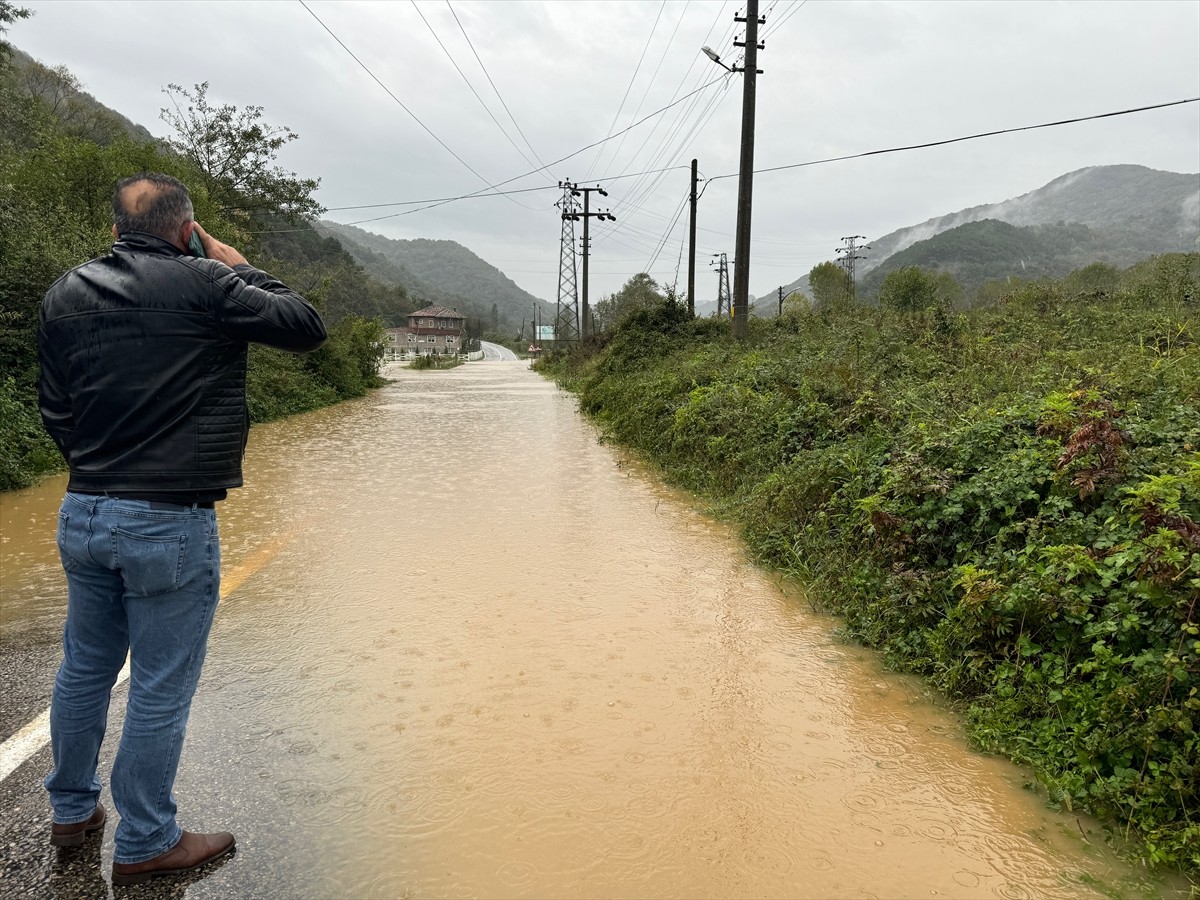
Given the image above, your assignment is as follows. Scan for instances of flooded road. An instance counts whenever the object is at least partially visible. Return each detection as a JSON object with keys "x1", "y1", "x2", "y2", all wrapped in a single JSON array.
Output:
[{"x1": 0, "y1": 362, "x2": 1182, "y2": 898}]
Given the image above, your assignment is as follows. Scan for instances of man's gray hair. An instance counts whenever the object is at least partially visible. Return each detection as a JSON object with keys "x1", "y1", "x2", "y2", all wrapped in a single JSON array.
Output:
[{"x1": 112, "y1": 173, "x2": 194, "y2": 242}]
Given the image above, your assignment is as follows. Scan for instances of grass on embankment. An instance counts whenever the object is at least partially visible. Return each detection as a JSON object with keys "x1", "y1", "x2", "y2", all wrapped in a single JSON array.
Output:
[{"x1": 537, "y1": 254, "x2": 1199, "y2": 878}]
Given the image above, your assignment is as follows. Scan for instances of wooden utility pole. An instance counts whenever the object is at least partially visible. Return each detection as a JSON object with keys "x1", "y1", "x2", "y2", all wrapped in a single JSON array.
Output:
[
  {"x1": 688, "y1": 158, "x2": 698, "y2": 318},
  {"x1": 731, "y1": 0, "x2": 764, "y2": 340}
]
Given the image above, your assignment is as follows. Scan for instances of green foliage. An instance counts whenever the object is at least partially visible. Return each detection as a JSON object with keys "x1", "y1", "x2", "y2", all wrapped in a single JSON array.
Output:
[
  {"x1": 807, "y1": 260, "x2": 852, "y2": 310},
  {"x1": 408, "y1": 353, "x2": 462, "y2": 370},
  {"x1": 592, "y1": 272, "x2": 667, "y2": 334},
  {"x1": 0, "y1": 375, "x2": 58, "y2": 490},
  {"x1": 878, "y1": 266, "x2": 961, "y2": 313},
  {"x1": 160, "y1": 82, "x2": 322, "y2": 223},
  {"x1": 540, "y1": 254, "x2": 1200, "y2": 877}
]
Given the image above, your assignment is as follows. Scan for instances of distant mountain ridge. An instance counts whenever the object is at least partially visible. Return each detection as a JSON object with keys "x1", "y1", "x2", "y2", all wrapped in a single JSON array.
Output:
[
  {"x1": 755, "y1": 164, "x2": 1198, "y2": 308},
  {"x1": 316, "y1": 221, "x2": 549, "y2": 327},
  {"x1": 864, "y1": 165, "x2": 1199, "y2": 273}
]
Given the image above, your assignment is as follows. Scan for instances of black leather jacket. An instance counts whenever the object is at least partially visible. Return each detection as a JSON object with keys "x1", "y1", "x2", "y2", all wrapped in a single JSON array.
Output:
[{"x1": 38, "y1": 233, "x2": 327, "y2": 495}]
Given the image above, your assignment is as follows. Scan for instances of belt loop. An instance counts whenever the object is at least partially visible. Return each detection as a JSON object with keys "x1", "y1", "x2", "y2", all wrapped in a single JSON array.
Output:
[{"x1": 191, "y1": 502, "x2": 199, "y2": 511}]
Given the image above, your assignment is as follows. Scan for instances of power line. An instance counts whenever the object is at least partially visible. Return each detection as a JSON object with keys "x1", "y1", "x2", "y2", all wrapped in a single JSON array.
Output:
[
  {"x1": 593, "y1": 0, "x2": 692, "y2": 184},
  {"x1": 761, "y1": 0, "x2": 808, "y2": 40},
  {"x1": 707, "y1": 97, "x2": 1200, "y2": 182},
  {"x1": 324, "y1": 165, "x2": 692, "y2": 213},
  {"x1": 324, "y1": 74, "x2": 731, "y2": 226},
  {"x1": 298, "y1": 0, "x2": 513, "y2": 201},
  {"x1": 593, "y1": 7, "x2": 736, "y2": 219},
  {"x1": 585, "y1": 0, "x2": 668, "y2": 181},
  {"x1": 445, "y1": 0, "x2": 551, "y2": 176},
  {"x1": 409, "y1": 0, "x2": 540, "y2": 175}
]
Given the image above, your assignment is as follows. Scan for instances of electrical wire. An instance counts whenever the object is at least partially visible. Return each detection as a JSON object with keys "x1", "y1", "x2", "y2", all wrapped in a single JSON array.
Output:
[
  {"x1": 592, "y1": 0, "x2": 692, "y2": 184},
  {"x1": 410, "y1": 0, "x2": 541, "y2": 176},
  {"x1": 298, "y1": 0, "x2": 520, "y2": 205},
  {"x1": 325, "y1": 74, "x2": 731, "y2": 226},
  {"x1": 761, "y1": 0, "x2": 807, "y2": 40},
  {"x1": 445, "y1": 0, "x2": 552, "y2": 177},
  {"x1": 584, "y1": 0, "x2": 668, "y2": 180},
  {"x1": 706, "y1": 97, "x2": 1200, "y2": 182}
]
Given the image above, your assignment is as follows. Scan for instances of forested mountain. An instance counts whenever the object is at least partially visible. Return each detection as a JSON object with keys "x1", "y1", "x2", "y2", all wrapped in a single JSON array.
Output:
[
  {"x1": 857, "y1": 219, "x2": 1111, "y2": 295},
  {"x1": 754, "y1": 164, "x2": 1198, "y2": 309},
  {"x1": 316, "y1": 220, "x2": 551, "y2": 327},
  {"x1": 8, "y1": 46, "x2": 153, "y2": 144},
  {"x1": 864, "y1": 165, "x2": 1199, "y2": 273}
]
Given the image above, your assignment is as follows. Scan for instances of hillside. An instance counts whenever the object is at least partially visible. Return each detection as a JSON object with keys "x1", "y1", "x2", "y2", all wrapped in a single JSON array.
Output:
[
  {"x1": 9, "y1": 47, "x2": 154, "y2": 144},
  {"x1": 858, "y1": 219, "x2": 1111, "y2": 295},
  {"x1": 864, "y1": 164, "x2": 1199, "y2": 273},
  {"x1": 316, "y1": 221, "x2": 551, "y2": 327}
]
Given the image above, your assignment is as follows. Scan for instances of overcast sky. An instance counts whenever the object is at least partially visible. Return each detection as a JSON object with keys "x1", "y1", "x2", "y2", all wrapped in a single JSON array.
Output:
[{"x1": 11, "y1": 0, "x2": 1200, "y2": 303}]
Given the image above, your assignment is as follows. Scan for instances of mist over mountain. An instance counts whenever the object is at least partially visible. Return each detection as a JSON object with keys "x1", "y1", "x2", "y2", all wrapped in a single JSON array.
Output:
[
  {"x1": 864, "y1": 165, "x2": 1198, "y2": 272},
  {"x1": 755, "y1": 164, "x2": 1198, "y2": 308},
  {"x1": 315, "y1": 221, "x2": 550, "y2": 328}
]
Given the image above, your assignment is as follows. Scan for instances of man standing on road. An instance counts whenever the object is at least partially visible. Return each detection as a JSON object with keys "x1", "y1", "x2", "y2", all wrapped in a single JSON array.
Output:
[{"x1": 37, "y1": 172, "x2": 327, "y2": 885}]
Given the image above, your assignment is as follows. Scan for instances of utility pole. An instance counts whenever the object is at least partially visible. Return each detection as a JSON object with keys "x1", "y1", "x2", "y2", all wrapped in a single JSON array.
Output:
[
  {"x1": 778, "y1": 285, "x2": 784, "y2": 317},
  {"x1": 836, "y1": 235, "x2": 871, "y2": 303},
  {"x1": 688, "y1": 158, "x2": 698, "y2": 318},
  {"x1": 712, "y1": 253, "x2": 731, "y2": 318},
  {"x1": 731, "y1": 0, "x2": 764, "y2": 340},
  {"x1": 572, "y1": 185, "x2": 615, "y2": 338},
  {"x1": 554, "y1": 181, "x2": 582, "y2": 346}
]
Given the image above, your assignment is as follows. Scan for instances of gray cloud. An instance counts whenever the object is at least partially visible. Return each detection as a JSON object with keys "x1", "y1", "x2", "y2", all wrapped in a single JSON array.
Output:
[{"x1": 13, "y1": 0, "x2": 1200, "y2": 303}]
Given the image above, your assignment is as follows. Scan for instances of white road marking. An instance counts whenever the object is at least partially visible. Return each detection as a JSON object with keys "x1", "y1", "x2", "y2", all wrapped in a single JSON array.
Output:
[
  {"x1": 0, "y1": 659, "x2": 130, "y2": 782},
  {"x1": 0, "y1": 525, "x2": 301, "y2": 784}
]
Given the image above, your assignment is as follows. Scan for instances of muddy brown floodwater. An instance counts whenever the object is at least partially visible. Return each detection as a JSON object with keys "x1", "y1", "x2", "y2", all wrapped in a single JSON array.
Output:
[{"x1": 0, "y1": 362, "x2": 1186, "y2": 899}]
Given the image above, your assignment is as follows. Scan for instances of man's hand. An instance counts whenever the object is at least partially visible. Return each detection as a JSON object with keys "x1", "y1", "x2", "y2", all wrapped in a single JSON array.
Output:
[{"x1": 193, "y1": 223, "x2": 249, "y2": 268}]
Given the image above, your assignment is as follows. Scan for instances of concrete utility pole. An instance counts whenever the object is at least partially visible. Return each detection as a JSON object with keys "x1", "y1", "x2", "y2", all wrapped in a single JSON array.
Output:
[
  {"x1": 778, "y1": 285, "x2": 784, "y2": 317},
  {"x1": 688, "y1": 158, "x2": 698, "y2": 318},
  {"x1": 731, "y1": 0, "x2": 764, "y2": 340},
  {"x1": 574, "y1": 185, "x2": 615, "y2": 338},
  {"x1": 836, "y1": 235, "x2": 871, "y2": 303}
]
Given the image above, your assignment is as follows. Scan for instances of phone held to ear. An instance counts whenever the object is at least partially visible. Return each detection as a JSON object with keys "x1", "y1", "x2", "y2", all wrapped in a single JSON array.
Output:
[{"x1": 187, "y1": 230, "x2": 206, "y2": 258}]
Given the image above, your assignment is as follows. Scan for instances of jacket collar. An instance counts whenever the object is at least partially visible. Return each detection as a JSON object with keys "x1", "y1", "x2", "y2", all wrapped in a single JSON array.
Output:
[{"x1": 114, "y1": 232, "x2": 186, "y2": 256}]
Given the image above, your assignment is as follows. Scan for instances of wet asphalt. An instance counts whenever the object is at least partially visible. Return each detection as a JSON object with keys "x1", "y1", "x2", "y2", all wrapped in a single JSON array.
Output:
[{"x1": 0, "y1": 628, "x2": 324, "y2": 899}]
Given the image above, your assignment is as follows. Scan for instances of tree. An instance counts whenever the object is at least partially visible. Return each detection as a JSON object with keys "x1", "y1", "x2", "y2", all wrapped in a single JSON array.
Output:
[
  {"x1": 159, "y1": 82, "x2": 322, "y2": 222},
  {"x1": 781, "y1": 290, "x2": 812, "y2": 317},
  {"x1": 808, "y1": 261, "x2": 852, "y2": 310},
  {"x1": 593, "y1": 273, "x2": 665, "y2": 333},
  {"x1": 878, "y1": 266, "x2": 961, "y2": 313},
  {"x1": 0, "y1": 2, "x2": 30, "y2": 61}
]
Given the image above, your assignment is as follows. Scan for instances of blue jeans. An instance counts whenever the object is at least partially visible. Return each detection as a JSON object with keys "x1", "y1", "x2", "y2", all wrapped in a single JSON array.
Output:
[{"x1": 44, "y1": 492, "x2": 220, "y2": 864}]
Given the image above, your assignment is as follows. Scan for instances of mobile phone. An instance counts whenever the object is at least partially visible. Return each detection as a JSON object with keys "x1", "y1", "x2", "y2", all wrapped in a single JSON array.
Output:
[{"x1": 187, "y1": 230, "x2": 206, "y2": 258}]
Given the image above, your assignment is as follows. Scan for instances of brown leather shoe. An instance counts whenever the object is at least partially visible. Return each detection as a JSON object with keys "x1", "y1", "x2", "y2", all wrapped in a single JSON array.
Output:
[
  {"x1": 111, "y1": 830, "x2": 236, "y2": 886},
  {"x1": 50, "y1": 802, "x2": 106, "y2": 847}
]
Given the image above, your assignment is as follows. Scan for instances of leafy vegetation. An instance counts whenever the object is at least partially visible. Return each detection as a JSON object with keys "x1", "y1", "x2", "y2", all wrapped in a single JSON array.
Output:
[
  {"x1": 0, "y1": 7, "x2": 388, "y2": 491},
  {"x1": 538, "y1": 255, "x2": 1200, "y2": 877}
]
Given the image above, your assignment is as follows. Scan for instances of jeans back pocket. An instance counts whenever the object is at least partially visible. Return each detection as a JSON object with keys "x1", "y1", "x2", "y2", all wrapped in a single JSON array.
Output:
[{"x1": 112, "y1": 528, "x2": 188, "y2": 597}]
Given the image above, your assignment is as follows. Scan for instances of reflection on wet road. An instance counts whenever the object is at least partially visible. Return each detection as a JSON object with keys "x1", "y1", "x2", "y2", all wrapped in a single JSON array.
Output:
[{"x1": 0, "y1": 362, "x2": 1183, "y2": 898}]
